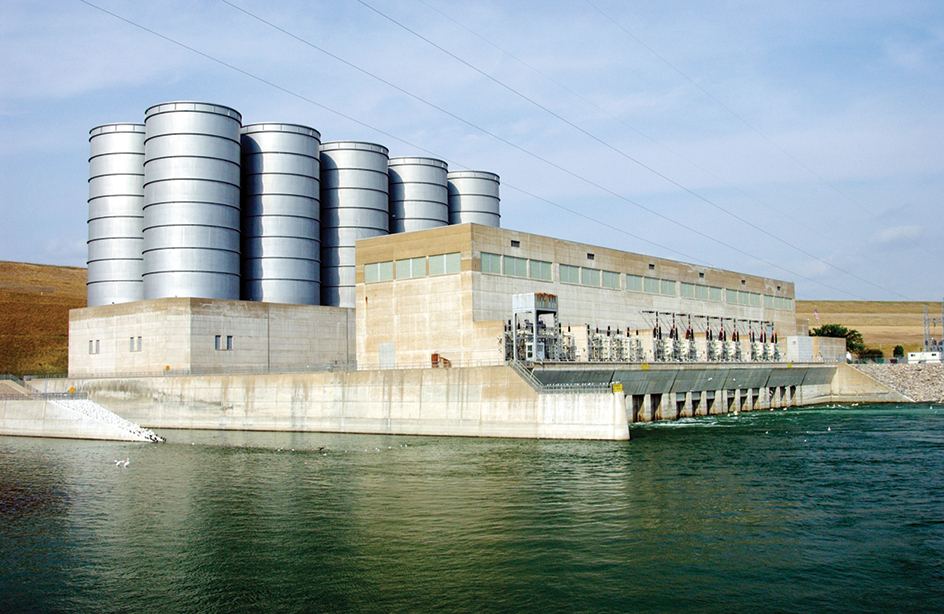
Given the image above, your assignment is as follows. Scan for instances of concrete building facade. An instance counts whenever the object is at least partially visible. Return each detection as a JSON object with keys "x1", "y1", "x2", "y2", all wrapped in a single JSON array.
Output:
[
  {"x1": 69, "y1": 298, "x2": 354, "y2": 377},
  {"x1": 355, "y1": 224, "x2": 798, "y2": 370}
]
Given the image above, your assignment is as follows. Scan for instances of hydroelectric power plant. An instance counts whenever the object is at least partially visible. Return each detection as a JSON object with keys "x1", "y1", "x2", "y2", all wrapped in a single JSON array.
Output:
[{"x1": 1, "y1": 101, "x2": 910, "y2": 442}]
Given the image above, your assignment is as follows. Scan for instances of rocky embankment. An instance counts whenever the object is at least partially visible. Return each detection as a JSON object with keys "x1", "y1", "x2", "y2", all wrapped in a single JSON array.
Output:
[{"x1": 853, "y1": 363, "x2": 944, "y2": 402}]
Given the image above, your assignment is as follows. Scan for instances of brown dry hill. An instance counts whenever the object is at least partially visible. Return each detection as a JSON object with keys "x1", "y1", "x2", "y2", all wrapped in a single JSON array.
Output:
[
  {"x1": 796, "y1": 300, "x2": 943, "y2": 355},
  {"x1": 0, "y1": 261, "x2": 86, "y2": 376}
]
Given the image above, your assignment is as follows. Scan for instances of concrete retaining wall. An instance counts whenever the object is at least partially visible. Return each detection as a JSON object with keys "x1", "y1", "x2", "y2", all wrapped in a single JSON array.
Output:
[{"x1": 43, "y1": 366, "x2": 630, "y2": 441}]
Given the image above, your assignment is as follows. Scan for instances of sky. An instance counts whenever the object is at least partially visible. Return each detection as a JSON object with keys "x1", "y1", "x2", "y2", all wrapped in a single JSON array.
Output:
[{"x1": 1, "y1": 0, "x2": 942, "y2": 301}]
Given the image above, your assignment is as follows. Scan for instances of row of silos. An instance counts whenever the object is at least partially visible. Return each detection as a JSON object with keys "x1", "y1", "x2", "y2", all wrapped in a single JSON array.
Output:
[{"x1": 86, "y1": 101, "x2": 501, "y2": 308}]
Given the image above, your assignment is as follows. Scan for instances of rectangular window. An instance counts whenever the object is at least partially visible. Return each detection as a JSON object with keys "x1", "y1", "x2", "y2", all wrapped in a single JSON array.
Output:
[
  {"x1": 626, "y1": 274, "x2": 644, "y2": 292},
  {"x1": 764, "y1": 295, "x2": 775, "y2": 309},
  {"x1": 481, "y1": 252, "x2": 502, "y2": 274},
  {"x1": 775, "y1": 296, "x2": 785, "y2": 310},
  {"x1": 529, "y1": 259, "x2": 552, "y2": 281},
  {"x1": 365, "y1": 262, "x2": 379, "y2": 283},
  {"x1": 680, "y1": 282, "x2": 695, "y2": 299},
  {"x1": 643, "y1": 276, "x2": 659, "y2": 294},
  {"x1": 695, "y1": 285, "x2": 709, "y2": 300},
  {"x1": 503, "y1": 255, "x2": 528, "y2": 277},
  {"x1": 396, "y1": 257, "x2": 426, "y2": 279},
  {"x1": 429, "y1": 252, "x2": 461, "y2": 276},
  {"x1": 365, "y1": 261, "x2": 394, "y2": 282},
  {"x1": 378, "y1": 261, "x2": 394, "y2": 281},
  {"x1": 580, "y1": 267, "x2": 601, "y2": 287},
  {"x1": 560, "y1": 264, "x2": 580, "y2": 284},
  {"x1": 89, "y1": 340, "x2": 100, "y2": 355},
  {"x1": 215, "y1": 335, "x2": 222, "y2": 351},
  {"x1": 709, "y1": 286, "x2": 723, "y2": 302},
  {"x1": 602, "y1": 270, "x2": 620, "y2": 289},
  {"x1": 428, "y1": 254, "x2": 444, "y2": 277},
  {"x1": 130, "y1": 337, "x2": 136, "y2": 352},
  {"x1": 226, "y1": 335, "x2": 233, "y2": 351},
  {"x1": 726, "y1": 289, "x2": 738, "y2": 304},
  {"x1": 785, "y1": 298, "x2": 793, "y2": 311},
  {"x1": 738, "y1": 291, "x2": 751, "y2": 305},
  {"x1": 661, "y1": 279, "x2": 676, "y2": 296},
  {"x1": 510, "y1": 240, "x2": 520, "y2": 248},
  {"x1": 136, "y1": 336, "x2": 142, "y2": 352},
  {"x1": 750, "y1": 292, "x2": 761, "y2": 307},
  {"x1": 445, "y1": 252, "x2": 460, "y2": 274}
]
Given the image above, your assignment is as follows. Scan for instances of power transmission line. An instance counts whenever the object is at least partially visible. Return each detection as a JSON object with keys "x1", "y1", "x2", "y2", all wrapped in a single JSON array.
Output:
[{"x1": 77, "y1": 0, "x2": 876, "y2": 300}]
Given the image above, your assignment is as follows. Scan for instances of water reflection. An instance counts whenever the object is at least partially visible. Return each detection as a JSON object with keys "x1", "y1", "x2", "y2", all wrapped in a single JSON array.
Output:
[{"x1": 1, "y1": 404, "x2": 942, "y2": 613}]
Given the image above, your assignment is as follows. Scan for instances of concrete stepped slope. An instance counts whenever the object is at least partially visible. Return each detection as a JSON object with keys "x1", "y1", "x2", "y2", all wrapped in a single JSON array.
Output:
[{"x1": 0, "y1": 375, "x2": 163, "y2": 442}]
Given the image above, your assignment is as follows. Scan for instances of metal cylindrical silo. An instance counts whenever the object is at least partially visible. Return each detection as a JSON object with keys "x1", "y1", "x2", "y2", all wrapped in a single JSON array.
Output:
[
  {"x1": 142, "y1": 101, "x2": 242, "y2": 300},
  {"x1": 447, "y1": 170, "x2": 501, "y2": 227},
  {"x1": 241, "y1": 123, "x2": 321, "y2": 305},
  {"x1": 87, "y1": 123, "x2": 146, "y2": 307},
  {"x1": 320, "y1": 141, "x2": 389, "y2": 308},
  {"x1": 388, "y1": 157, "x2": 449, "y2": 234}
]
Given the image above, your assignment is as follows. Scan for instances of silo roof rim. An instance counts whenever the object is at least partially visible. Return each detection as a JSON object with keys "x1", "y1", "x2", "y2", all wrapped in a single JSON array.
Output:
[
  {"x1": 89, "y1": 123, "x2": 146, "y2": 138},
  {"x1": 387, "y1": 156, "x2": 449, "y2": 169},
  {"x1": 241, "y1": 123, "x2": 321, "y2": 139},
  {"x1": 320, "y1": 141, "x2": 389, "y2": 155},
  {"x1": 446, "y1": 170, "x2": 500, "y2": 181},
  {"x1": 144, "y1": 101, "x2": 242, "y2": 122}
]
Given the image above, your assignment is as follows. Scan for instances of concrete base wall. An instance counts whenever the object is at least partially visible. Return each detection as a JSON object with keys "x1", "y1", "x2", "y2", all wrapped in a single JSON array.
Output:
[
  {"x1": 0, "y1": 399, "x2": 151, "y2": 442},
  {"x1": 69, "y1": 298, "x2": 355, "y2": 377},
  {"x1": 44, "y1": 366, "x2": 630, "y2": 441}
]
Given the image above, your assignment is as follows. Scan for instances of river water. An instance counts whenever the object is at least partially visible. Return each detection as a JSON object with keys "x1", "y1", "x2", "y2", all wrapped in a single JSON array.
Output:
[{"x1": 2, "y1": 404, "x2": 942, "y2": 613}]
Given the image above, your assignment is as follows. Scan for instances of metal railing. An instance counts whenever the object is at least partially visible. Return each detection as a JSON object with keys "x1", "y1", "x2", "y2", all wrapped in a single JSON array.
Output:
[
  {"x1": 508, "y1": 360, "x2": 612, "y2": 394},
  {"x1": 0, "y1": 374, "x2": 88, "y2": 401}
]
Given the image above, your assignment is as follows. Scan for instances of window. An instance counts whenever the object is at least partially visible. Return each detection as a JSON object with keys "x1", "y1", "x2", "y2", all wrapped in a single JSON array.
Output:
[
  {"x1": 396, "y1": 257, "x2": 426, "y2": 279},
  {"x1": 129, "y1": 336, "x2": 142, "y2": 352},
  {"x1": 587, "y1": 253, "x2": 595, "y2": 260},
  {"x1": 503, "y1": 255, "x2": 528, "y2": 277},
  {"x1": 216, "y1": 335, "x2": 234, "y2": 351},
  {"x1": 661, "y1": 279, "x2": 676, "y2": 296},
  {"x1": 750, "y1": 292, "x2": 761, "y2": 307},
  {"x1": 602, "y1": 270, "x2": 620, "y2": 289},
  {"x1": 726, "y1": 289, "x2": 739, "y2": 304},
  {"x1": 560, "y1": 264, "x2": 580, "y2": 284},
  {"x1": 785, "y1": 298, "x2": 793, "y2": 311},
  {"x1": 775, "y1": 296, "x2": 786, "y2": 310},
  {"x1": 764, "y1": 295, "x2": 775, "y2": 309},
  {"x1": 699, "y1": 272, "x2": 705, "y2": 279},
  {"x1": 510, "y1": 240, "x2": 520, "y2": 248},
  {"x1": 89, "y1": 340, "x2": 100, "y2": 355},
  {"x1": 680, "y1": 282, "x2": 695, "y2": 299},
  {"x1": 643, "y1": 276, "x2": 659, "y2": 294},
  {"x1": 695, "y1": 285, "x2": 709, "y2": 300},
  {"x1": 215, "y1": 335, "x2": 222, "y2": 351},
  {"x1": 626, "y1": 274, "x2": 644, "y2": 292},
  {"x1": 365, "y1": 261, "x2": 394, "y2": 283},
  {"x1": 648, "y1": 263, "x2": 655, "y2": 270},
  {"x1": 709, "y1": 286, "x2": 723, "y2": 302},
  {"x1": 481, "y1": 252, "x2": 502, "y2": 274},
  {"x1": 529, "y1": 259, "x2": 552, "y2": 281},
  {"x1": 226, "y1": 335, "x2": 233, "y2": 351},
  {"x1": 580, "y1": 267, "x2": 601, "y2": 287},
  {"x1": 429, "y1": 252, "x2": 460, "y2": 276}
]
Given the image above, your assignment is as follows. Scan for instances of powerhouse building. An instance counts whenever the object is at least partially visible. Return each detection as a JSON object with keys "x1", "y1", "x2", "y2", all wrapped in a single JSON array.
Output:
[{"x1": 72, "y1": 100, "x2": 839, "y2": 382}]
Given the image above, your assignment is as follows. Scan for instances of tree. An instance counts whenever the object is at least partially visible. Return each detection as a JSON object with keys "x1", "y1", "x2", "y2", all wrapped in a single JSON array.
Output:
[
  {"x1": 810, "y1": 324, "x2": 865, "y2": 354},
  {"x1": 858, "y1": 347, "x2": 884, "y2": 361},
  {"x1": 893, "y1": 345, "x2": 905, "y2": 358}
]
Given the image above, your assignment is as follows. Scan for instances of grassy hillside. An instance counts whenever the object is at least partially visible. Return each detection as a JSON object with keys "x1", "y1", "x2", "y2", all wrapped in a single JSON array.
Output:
[
  {"x1": 796, "y1": 300, "x2": 942, "y2": 354},
  {"x1": 0, "y1": 261, "x2": 86, "y2": 376}
]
